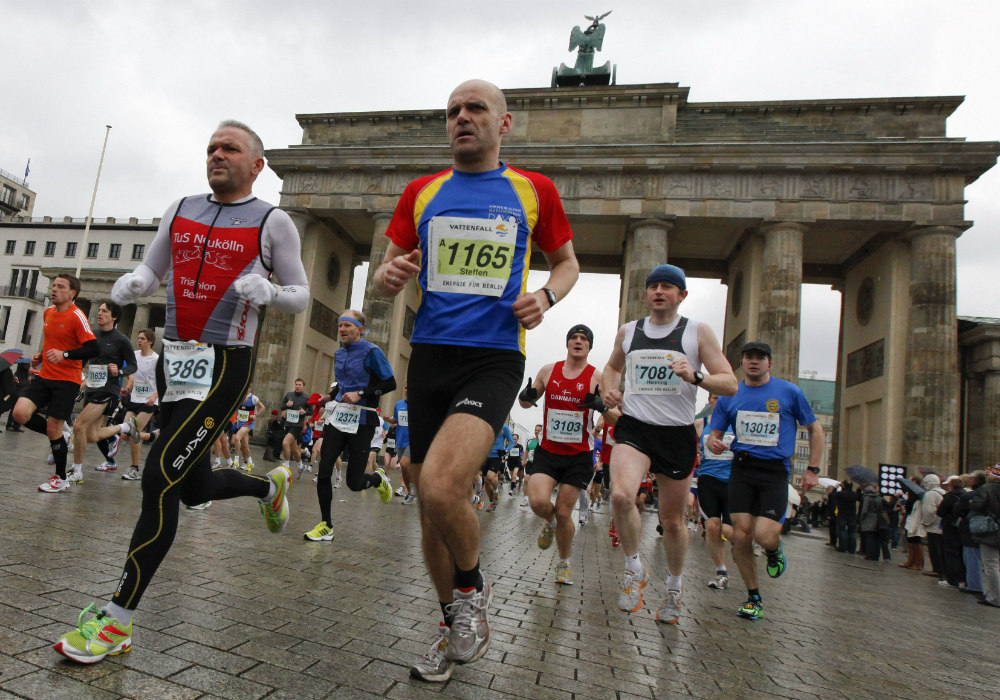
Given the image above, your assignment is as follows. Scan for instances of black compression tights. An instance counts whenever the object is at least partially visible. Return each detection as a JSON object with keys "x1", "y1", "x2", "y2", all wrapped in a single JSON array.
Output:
[
  {"x1": 112, "y1": 345, "x2": 271, "y2": 610},
  {"x1": 316, "y1": 422, "x2": 378, "y2": 524}
]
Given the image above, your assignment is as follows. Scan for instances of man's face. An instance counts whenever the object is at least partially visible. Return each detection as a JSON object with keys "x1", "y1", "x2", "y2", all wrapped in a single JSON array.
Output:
[
  {"x1": 338, "y1": 316, "x2": 363, "y2": 344},
  {"x1": 294, "y1": 380, "x2": 304, "y2": 393},
  {"x1": 446, "y1": 81, "x2": 511, "y2": 169},
  {"x1": 513, "y1": 434, "x2": 520, "y2": 443},
  {"x1": 51, "y1": 277, "x2": 75, "y2": 305},
  {"x1": 534, "y1": 425, "x2": 542, "y2": 438},
  {"x1": 645, "y1": 282, "x2": 687, "y2": 311},
  {"x1": 206, "y1": 126, "x2": 263, "y2": 198},
  {"x1": 708, "y1": 394, "x2": 718, "y2": 408},
  {"x1": 97, "y1": 303, "x2": 114, "y2": 329},
  {"x1": 566, "y1": 332, "x2": 591, "y2": 358},
  {"x1": 741, "y1": 351, "x2": 772, "y2": 378}
]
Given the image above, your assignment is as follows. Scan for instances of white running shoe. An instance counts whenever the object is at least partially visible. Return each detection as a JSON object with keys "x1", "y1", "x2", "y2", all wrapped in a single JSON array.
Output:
[
  {"x1": 67, "y1": 467, "x2": 84, "y2": 484},
  {"x1": 39, "y1": 475, "x2": 70, "y2": 493}
]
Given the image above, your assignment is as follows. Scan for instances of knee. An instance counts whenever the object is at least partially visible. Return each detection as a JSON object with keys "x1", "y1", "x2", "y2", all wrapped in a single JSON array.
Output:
[
  {"x1": 610, "y1": 490, "x2": 632, "y2": 512},
  {"x1": 554, "y1": 501, "x2": 574, "y2": 522},
  {"x1": 346, "y1": 473, "x2": 366, "y2": 491},
  {"x1": 706, "y1": 519, "x2": 722, "y2": 538},
  {"x1": 660, "y1": 516, "x2": 684, "y2": 537}
]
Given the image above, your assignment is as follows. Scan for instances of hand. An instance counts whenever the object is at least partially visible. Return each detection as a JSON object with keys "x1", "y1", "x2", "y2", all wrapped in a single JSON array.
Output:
[
  {"x1": 668, "y1": 356, "x2": 695, "y2": 383},
  {"x1": 381, "y1": 250, "x2": 421, "y2": 294},
  {"x1": 707, "y1": 436, "x2": 727, "y2": 455},
  {"x1": 512, "y1": 290, "x2": 547, "y2": 330},
  {"x1": 603, "y1": 388, "x2": 623, "y2": 411},
  {"x1": 31, "y1": 352, "x2": 43, "y2": 368},
  {"x1": 234, "y1": 274, "x2": 277, "y2": 306},
  {"x1": 45, "y1": 349, "x2": 64, "y2": 364},
  {"x1": 342, "y1": 391, "x2": 361, "y2": 404},
  {"x1": 579, "y1": 386, "x2": 606, "y2": 412},
  {"x1": 108, "y1": 363, "x2": 119, "y2": 377},
  {"x1": 111, "y1": 267, "x2": 155, "y2": 305},
  {"x1": 518, "y1": 378, "x2": 539, "y2": 406}
]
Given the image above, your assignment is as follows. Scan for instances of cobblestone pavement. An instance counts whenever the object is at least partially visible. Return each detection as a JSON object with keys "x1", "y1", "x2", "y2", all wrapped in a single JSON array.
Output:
[{"x1": 0, "y1": 429, "x2": 995, "y2": 700}]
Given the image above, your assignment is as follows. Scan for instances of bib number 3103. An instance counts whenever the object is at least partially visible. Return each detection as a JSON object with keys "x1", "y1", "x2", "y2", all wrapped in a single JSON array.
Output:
[{"x1": 161, "y1": 341, "x2": 214, "y2": 403}]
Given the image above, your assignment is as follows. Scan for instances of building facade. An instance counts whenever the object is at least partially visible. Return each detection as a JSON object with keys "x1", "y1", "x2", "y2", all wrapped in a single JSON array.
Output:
[{"x1": 0, "y1": 167, "x2": 35, "y2": 223}]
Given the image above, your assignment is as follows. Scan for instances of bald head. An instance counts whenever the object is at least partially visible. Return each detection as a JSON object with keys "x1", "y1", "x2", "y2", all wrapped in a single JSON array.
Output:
[
  {"x1": 446, "y1": 79, "x2": 512, "y2": 172},
  {"x1": 449, "y1": 79, "x2": 507, "y2": 113}
]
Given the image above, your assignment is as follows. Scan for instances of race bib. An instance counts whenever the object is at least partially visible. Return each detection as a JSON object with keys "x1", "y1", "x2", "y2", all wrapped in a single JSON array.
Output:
[
  {"x1": 509, "y1": 447, "x2": 520, "y2": 458},
  {"x1": 133, "y1": 379, "x2": 154, "y2": 399},
  {"x1": 323, "y1": 401, "x2": 336, "y2": 421},
  {"x1": 705, "y1": 433, "x2": 734, "y2": 461},
  {"x1": 426, "y1": 216, "x2": 516, "y2": 297},
  {"x1": 237, "y1": 409, "x2": 251, "y2": 423},
  {"x1": 736, "y1": 410, "x2": 780, "y2": 447},
  {"x1": 397, "y1": 410, "x2": 408, "y2": 427},
  {"x1": 331, "y1": 404, "x2": 362, "y2": 434},
  {"x1": 387, "y1": 438, "x2": 396, "y2": 449},
  {"x1": 547, "y1": 408, "x2": 585, "y2": 444},
  {"x1": 87, "y1": 364, "x2": 108, "y2": 388},
  {"x1": 627, "y1": 350, "x2": 685, "y2": 395},
  {"x1": 161, "y1": 341, "x2": 213, "y2": 403},
  {"x1": 284, "y1": 409, "x2": 300, "y2": 425}
]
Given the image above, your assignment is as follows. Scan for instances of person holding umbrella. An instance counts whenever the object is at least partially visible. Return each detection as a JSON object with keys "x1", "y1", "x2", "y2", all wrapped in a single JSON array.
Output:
[{"x1": 708, "y1": 341, "x2": 824, "y2": 621}]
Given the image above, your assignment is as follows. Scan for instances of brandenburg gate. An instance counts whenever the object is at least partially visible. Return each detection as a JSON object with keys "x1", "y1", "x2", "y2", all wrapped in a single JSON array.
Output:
[{"x1": 263, "y1": 81, "x2": 998, "y2": 477}]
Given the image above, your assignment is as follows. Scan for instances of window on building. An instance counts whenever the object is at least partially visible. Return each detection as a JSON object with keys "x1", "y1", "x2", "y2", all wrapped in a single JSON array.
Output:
[
  {"x1": 19, "y1": 193, "x2": 30, "y2": 210},
  {"x1": 44, "y1": 241, "x2": 56, "y2": 256},
  {"x1": 4, "y1": 240, "x2": 14, "y2": 255},
  {"x1": 24, "y1": 241, "x2": 35, "y2": 256},
  {"x1": 109, "y1": 243, "x2": 121, "y2": 260},
  {"x1": 1, "y1": 185, "x2": 14, "y2": 205},
  {"x1": 131, "y1": 244, "x2": 145, "y2": 260},
  {"x1": 0, "y1": 306, "x2": 9, "y2": 341},
  {"x1": 66, "y1": 241, "x2": 77, "y2": 257},
  {"x1": 20, "y1": 309, "x2": 34, "y2": 344},
  {"x1": 87, "y1": 242, "x2": 99, "y2": 258}
]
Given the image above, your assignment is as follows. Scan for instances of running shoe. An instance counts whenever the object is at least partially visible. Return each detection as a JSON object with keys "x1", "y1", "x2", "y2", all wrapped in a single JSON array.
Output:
[
  {"x1": 594, "y1": 501, "x2": 601, "y2": 511},
  {"x1": 53, "y1": 604, "x2": 132, "y2": 664},
  {"x1": 444, "y1": 579, "x2": 492, "y2": 664},
  {"x1": 297, "y1": 461, "x2": 305, "y2": 479},
  {"x1": 753, "y1": 543, "x2": 763, "y2": 557},
  {"x1": 537, "y1": 521, "x2": 556, "y2": 549},
  {"x1": 39, "y1": 475, "x2": 70, "y2": 493},
  {"x1": 486, "y1": 500, "x2": 497, "y2": 513},
  {"x1": 245, "y1": 458, "x2": 254, "y2": 472},
  {"x1": 127, "y1": 415, "x2": 140, "y2": 440},
  {"x1": 333, "y1": 475, "x2": 341, "y2": 488},
  {"x1": 121, "y1": 466, "x2": 140, "y2": 481},
  {"x1": 409, "y1": 622, "x2": 455, "y2": 682},
  {"x1": 96, "y1": 460, "x2": 117, "y2": 472},
  {"x1": 555, "y1": 561, "x2": 573, "y2": 585},
  {"x1": 402, "y1": 493, "x2": 417, "y2": 505},
  {"x1": 67, "y1": 467, "x2": 84, "y2": 484},
  {"x1": 766, "y1": 542, "x2": 786, "y2": 578},
  {"x1": 106, "y1": 434, "x2": 121, "y2": 459},
  {"x1": 737, "y1": 597, "x2": 763, "y2": 620},
  {"x1": 655, "y1": 588, "x2": 683, "y2": 624},
  {"x1": 475, "y1": 496, "x2": 484, "y2": 510},
  {"x1": 304, "y1": 521, "x2": 334, "y2": 541},
  {"x1": 186, "y1": 501, "x2": 212, "y2": 510},
  {"x1": 618, "y1": 568, "x2": 649, "y2": 612},
  {"x1": 374, "y1": 468, "x2": 393, "y2": 503},
  {"x1": 609, "y1": 521, "x2": 618, "y2": 538},
  {"x1": 395, "y1": 486, "x2": 406, "y2": 497},
  {"x1": 611, "y1": 536, "x2": 621, "y2": 547},
  {"x1": 656, "y1": 523, "x2": 664, "y2": 536},
  {"x1": 578, "y1": 513, "x2": 589, "y2": 526},
  {"x1": 708, "y1": 574, "x2": 729, "y2": 590},
  {"x1": 260, "y1": 466, "x2": 291, "y2": 533}
]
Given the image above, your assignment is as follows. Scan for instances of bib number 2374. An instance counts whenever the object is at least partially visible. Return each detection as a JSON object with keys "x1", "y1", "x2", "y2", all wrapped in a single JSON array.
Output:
[{"x1": 161, "y1": 341, "x2": 214, "y2": 403}]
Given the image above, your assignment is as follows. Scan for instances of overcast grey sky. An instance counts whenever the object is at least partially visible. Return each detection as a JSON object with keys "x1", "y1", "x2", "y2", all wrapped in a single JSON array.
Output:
[{"x1": 4, "y1": 1, "x2": 998, "y2": 429}]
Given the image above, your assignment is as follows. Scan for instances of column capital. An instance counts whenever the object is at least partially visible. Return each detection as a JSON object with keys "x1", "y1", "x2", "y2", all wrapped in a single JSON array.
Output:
[
  {"x1": 904, "y1": 224, "x2": 967, "y2": 243},
  {"x1": 759, "y1": 220, "x2": 809, "y2": 236},
  {"x1": 370, "y1": 210, "x2": 395, "y2": 225},
  {"x1": 628, "y1": 216, "x2": 675, "y2": 233}
]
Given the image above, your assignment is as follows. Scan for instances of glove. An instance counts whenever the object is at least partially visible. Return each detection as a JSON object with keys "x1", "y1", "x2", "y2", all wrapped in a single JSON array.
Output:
[
  {"x1": 579, "y1": 386, "x2": 606, "y2": 413},
  {"x1": 111, "y1": 266, "x2": 157, "y2": 305},
  {"x1": 235, "y1": 274, "x2": 278, "y2": 306},
  {"x1": 518, "y1": 378, "x2": 539, "y2": 406}
]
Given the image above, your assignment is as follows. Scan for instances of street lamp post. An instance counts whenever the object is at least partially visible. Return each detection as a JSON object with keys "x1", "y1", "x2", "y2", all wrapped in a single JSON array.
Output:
[{"x1": 75, "y1": 124, "x2": 112, "y2": 277}]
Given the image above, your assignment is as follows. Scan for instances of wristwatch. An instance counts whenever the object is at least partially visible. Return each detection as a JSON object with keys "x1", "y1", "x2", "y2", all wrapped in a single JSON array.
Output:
[
  {"x1": 63, "y1": 351, "x2": 69, "y2": 359},
  {"x1": 541, "y1": 287, "x2": 557, "y2": 308},
  {"x1": 692, "y1": 371, "x2": 704, "y2": 385}
]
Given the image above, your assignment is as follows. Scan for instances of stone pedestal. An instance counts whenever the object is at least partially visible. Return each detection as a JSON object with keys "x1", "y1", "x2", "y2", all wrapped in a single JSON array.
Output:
[
  {"x1": 621, "y1": 218, "x2": 672, "y2": 323},
  {"x1": 361, "y1": 213, "x2": 394, "y2": 351},
  {"x1": 902, "y1": 225, "x2": 961, "y2": 473},
  {"x1": 757, "y1": 222, "x2": 806, "y2": 382}
]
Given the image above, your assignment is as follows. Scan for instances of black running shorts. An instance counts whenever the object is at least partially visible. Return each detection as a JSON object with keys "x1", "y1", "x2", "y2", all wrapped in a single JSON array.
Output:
[
  {"x1": 727, "y1": 453, "x2": 789, "y2": 523},
  {"x1": 406, "y1": 343, "x2": 525, "y2": 465},
  {"x1": 697, "y1": 473, "x2": 732, "y2": 525},
  {"x1": 21, "y1": 376, "x2": 79, "y2": 422},
  {"x1": 531, "y1": 446, "x2": 595, "y2": 490},
  {"x1": 612, "y1": 414, "x2": 696, "y2": 481},
  {"x1": 481, "y1": 456, "x2": 504, "y2": 476}
]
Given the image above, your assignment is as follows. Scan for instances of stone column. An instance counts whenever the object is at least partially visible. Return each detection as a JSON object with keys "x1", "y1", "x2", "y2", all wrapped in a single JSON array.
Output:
[
  {"x1": 361, "y1": 213, "x2": 394, "y2": 352},
  {"x1": 902, "y1": 225, "x2": 961, "y2": 474},
  {"x1": 757, "y1": 222, "x2": 806, "y2": 382},
  {"x1": 132, "y1": 304, "x2": 150, "y2": 335},
  {"x1": 622, "y1": 218, "x2": 672, "y2": 323},
  {"x1": 978, "y1": 370, "x2": 1000, "y2": 468}
]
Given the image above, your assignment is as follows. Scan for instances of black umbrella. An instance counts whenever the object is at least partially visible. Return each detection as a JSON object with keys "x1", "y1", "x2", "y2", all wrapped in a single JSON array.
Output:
[
  {"x1": 897, "y1": 478, "x2": 926, "y2": 498},
  {"x1": 846, "y1": 464, "x2": 878, "y2": 485}
]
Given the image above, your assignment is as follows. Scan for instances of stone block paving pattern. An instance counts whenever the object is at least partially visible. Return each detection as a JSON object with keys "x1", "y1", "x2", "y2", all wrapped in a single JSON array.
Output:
[{"x1": 0, "y1": 429, "x2": 996, "y2": 699}]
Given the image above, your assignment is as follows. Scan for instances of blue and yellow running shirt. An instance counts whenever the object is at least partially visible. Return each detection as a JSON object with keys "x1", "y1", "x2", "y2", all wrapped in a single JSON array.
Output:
[{"x1": 386, "y1": 165, "x2": 572, "y2": 354}]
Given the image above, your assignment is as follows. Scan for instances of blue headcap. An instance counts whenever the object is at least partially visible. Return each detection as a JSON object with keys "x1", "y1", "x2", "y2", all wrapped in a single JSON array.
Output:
[{"x1": 645, "y1": 264, "x2": 686, "y2": 291}]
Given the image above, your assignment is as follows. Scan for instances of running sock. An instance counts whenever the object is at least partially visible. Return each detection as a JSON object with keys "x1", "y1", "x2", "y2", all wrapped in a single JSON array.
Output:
[
  {"x1": 103, "y1": 601, "x2": 132, "y2": 625},
  {"x1": 262, "y1": 479, "x2": 277, "y2": 502},
  {"x1": 49, "y1": 438, "x2": 68, "y2": 477},
  {"x1": 717, "y1": 568, "x2": 728, "y2": 576},
  {"x1": 454, "y1": 560, "x2": 483, "y2": 592},
  {"x1": 765, "y1": 547, "x2": 779, "y2": 561},
  {"x1": 23, "y1": 413, "x2": 48, "y2": 435},
  {"x1": 666, "y1": 574, "x2": 683, "y2": 591},
  {"x1": 748, "y1": 588, "x2": 761, "y2": 601},
  {"x1": 97, "y1": 438, "x2": 111, "y2": 459},
  {"x1": 560, "y1": 557, "x2": 571, "y2": 567},
  {"x1": 119, "y1": 421, "x2": 132, "y2": 436},
  {"x1": 625, "y1": 553, "x2": 642, "y2": 575},
  {"x1": 440, "y1": 602, "x2": 454, "y2": 628}
]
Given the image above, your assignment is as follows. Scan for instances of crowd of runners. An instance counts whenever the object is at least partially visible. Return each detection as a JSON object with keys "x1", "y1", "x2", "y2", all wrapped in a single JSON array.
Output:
[{"x1": 3, "y1": 79, "x2": 841, "y2": 683}]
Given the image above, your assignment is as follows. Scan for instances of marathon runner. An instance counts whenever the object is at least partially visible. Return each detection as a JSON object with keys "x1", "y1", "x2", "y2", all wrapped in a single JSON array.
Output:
[{"x1": 695, "y1": 393, "x2": 736, "y2": 590}]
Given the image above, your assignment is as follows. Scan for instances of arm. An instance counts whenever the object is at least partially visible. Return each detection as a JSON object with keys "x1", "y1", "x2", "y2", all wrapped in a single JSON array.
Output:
[
  {"x1": 46, "y1": 339, "x2": 100, "y2": 365},
  {"x1": 111, "y1": 200, "x2": 178, "y2": 304},
  {"x1": 689, "y1": 323, "x2": 737, "y2": 397},
  {"x1": 374, "y1": 242, "x2": 422, "y2": 298},
  {"x1": 511, "y1": 240, "x2": 579, "y2": 330},
  {"x1": 601, "y1": 325, "x2": 628, "y2": 410},
  {"x1": 260, "y1": 210, "x2": 310, "y2": 313},
  {"x1": 708, "y1": 429, "x2": 728, "y2": 455},
  {"x1": 518, "y1": 364, "x2": 552, "y2": 409},
  {"x1": 805, "y1": 420, "x2": 824, "y2": 469}
]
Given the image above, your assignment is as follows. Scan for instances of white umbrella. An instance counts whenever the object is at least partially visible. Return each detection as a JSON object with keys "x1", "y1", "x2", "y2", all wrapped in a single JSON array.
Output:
[{"x1": 818, "y1": 477, "x2": 840, "y2": 488}]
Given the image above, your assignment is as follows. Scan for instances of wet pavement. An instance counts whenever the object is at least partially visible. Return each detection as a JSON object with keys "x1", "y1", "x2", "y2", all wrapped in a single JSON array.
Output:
[{"x1": 0, "y1": 428, "x2": 995, "y2": 700}]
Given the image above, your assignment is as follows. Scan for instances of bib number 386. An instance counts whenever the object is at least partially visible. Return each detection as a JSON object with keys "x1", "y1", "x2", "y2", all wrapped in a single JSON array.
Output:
[{"x1": 161, "y1": 341, "x2": 214, "y2": 403}]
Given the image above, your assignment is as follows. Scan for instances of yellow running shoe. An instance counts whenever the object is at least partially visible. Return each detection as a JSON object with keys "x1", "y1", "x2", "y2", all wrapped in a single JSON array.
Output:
[
  {"x1": 53, "y1": 604, "x2": 132, "y2": 664},
  {"x1": 375, "y1": 467, "x2": 393, "y2": 503}
]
